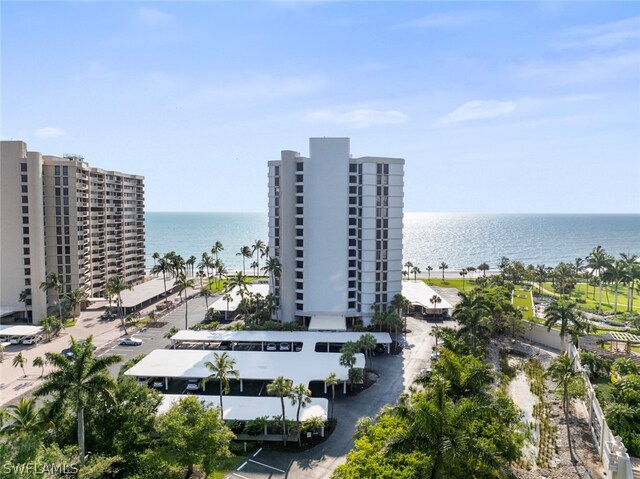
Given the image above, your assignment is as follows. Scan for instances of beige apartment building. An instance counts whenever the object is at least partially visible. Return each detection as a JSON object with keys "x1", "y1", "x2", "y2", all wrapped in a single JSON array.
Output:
[{"x1": 0, "y1": 140, "x2": 145, "y2": 323}]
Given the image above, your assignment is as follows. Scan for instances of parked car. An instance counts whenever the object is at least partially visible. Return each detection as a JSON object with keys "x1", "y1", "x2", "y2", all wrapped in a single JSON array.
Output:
[
  {"x1": 279, "y1": 342, "x2": 290, "y2": 351},
  {"x1": 375, "y1": 344, "x2": 386, "y2": 354},
  {"x1": 186, "y1": 378, "x2": 200, "y2": 391},
  {"x1": 0, "y1": 335, "x2": 8, "y2": 342},
  {"x1": 21, "y1": 336, "x2": 42, "y2": 345},
  {"x1": 430, "y1": 351, "x2": 440, "y2": 361},
  {"x1": 9, "y1": 337, "x2": 22, "y2": 345},
  {"x1": 137, "y1": 376, "x2": 150, "y2": 386},
  {"x1": 219, "y1": 341, "x2": 232, "y2": 350},
  {"x1": 120, "y1": 337, "x2": 143, "y2": 346},
  {"x1": 62, "y1": 340, "x2": 96, "y2": 359},
  {"x1": 152, "y1": 378, "x2": 165, "y2": 389},
  {"x1": 266, "y1": 343, "x2": 277, "y2": 351},
  {"x1": 294, "y1": 343, "x2": 303, "y2": 352}
]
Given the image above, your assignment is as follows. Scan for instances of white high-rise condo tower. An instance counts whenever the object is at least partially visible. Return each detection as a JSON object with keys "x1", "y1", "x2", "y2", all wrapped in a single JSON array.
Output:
[{"x1": 267, "y1": 138, "x2": 404, "y2": 329}]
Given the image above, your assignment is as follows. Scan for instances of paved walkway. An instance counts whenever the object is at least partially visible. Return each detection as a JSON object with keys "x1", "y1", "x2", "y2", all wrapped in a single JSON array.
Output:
[{"x1": 0, "y1": 280, "x2": 206, "y2": 407}]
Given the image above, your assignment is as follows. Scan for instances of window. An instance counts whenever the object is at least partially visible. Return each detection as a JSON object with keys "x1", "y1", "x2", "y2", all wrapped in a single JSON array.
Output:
[
  {"x1": 25, "y1": 278, "x2": 31, "y2": 286},
  {"x1": 21, "y1": 163, "x2": 27, "y2": 172},
  {"x1": 296, "y1": 196, "x2": 303, "y2": 204},
  {"x1": 62, "y1": 166, "x2": 68, "y2": 175},
  {"x1": 296, "y1": 250, "x2": 303, "y2": 258},
  {"x1": 296, "y1": 304, "x2": 303, "y2": 311},
  {"x1": 349, "y1": 175, "x2": 357, "y2": 184},
  {"x1": 296, "y1": 261, "x2": 303, "y2": 268},
  {"x1": 296, "y1": 239, "x2": 303, "y2": 247},
  {"x1": 296, "y1": 218, "x2": 303, "y2": 226},
  {"x1": 349, "y1": 186, "x2": 357, "y2": 194},
  {"x1": 296, "y1": 228, "x2": 303, "y2": 236},
  {"x1": 22, "y1": 206, "x2": 28, "y2": 214},
  {"x1": 24, "y1": 268, "x2": 31, "y2": 276},
  {"x1": 349, "y1": 239, "x2": 356, "y2": 246},
  {"x1": 23, "y1": 248, "x2": 30, "y2": 255},
  {"x1": 349, "y1": 163, "x2": 357, "y2": 173},
  {"x1": 348, "y1": 301, "x2": 356, "y2": 309},
  {"x1": 296, "y1": 185, "x2": 303, "y2": 194},
  {"x1": 274, "y1": 166, "x2": 280, "y2": 175},
  {"x1": 296, "y1": 162, "x2": 303, "y2": 172},
  {"x1": 296, "y1": 207, "x2": 303, "y2": 215},
  {"x1": 22, "y1": 217, "x2": 28, "y2": 224},
  {"x1": 22, "y1": 196, "x2": 28, "y2": 204},
  {"x1": 24, "y1": 258, "x2": 30, "y2": 266},
  {"x1": 349, "y1": 260, "x2": 356, "y2": 267},
  {"x1": 349, "y1": 207, "x2": 356, "y2": 215},
  {"x1": 348, "y1": 290, "x2": 356, "y2": 299},
  {"x1": 55, "y1": 166, "x2": 60, "y2": 175},
  {"x1": 296, "y1": 272, "x2": 304, "y2": 279},
  {"x1": 296, "y1": 174, "x2": 303, "y2": 182},
  {"x1": 21, "y1": 174, "x2": 28, "y2": 182},
  {"x1": 22, "y1": 227, "x2": 29, "y2": 235},
  {"x1": 349, "y1": 249, "x2": 356, "y2": 257}
]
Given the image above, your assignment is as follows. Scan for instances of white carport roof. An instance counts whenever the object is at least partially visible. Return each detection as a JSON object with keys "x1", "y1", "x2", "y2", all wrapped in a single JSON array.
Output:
[
  {"x1": 402, "y1": 281, "x2": 453, "y2": 310},
  {"x1": 0, "y1": 325, "x2": 43, "y2": 336},
  {"x1": 158, "y1": 395, "x2": 328, "y2": 421},
  {"x1": 170, "y1": 330, "x2": 392, "y2": 345},
  {"x1": 209, "y1": 283, "x2": 270, "y2": 312},
  {"x1": 125, "y1": 349, "x2": 364, "y2": 385},
  {"x1": 308, "y1": 315, "x2": 347, "y2": 331}
]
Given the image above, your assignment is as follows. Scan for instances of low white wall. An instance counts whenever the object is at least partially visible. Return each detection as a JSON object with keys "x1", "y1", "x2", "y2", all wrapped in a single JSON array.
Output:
[{"x1": 521, "y1": 321, "x2": 562, "y2": 351}]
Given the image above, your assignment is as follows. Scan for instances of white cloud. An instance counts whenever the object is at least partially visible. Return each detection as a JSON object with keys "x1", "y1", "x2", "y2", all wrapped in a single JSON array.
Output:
[
  {"x1": 440, "y1": 100, "x2": 517, "y2": 124},
  {"x1": 394, "y1": 10, "x2": 498, "y2": 30},
  {"x1": 34, "y1": 127, "x2": 66, "y2": 139},
  {"x1": 305, "y1": 109, "x2": 408, "y2": 128},
  {"x1": 188, "y1": 75, "x2": 326, "y2": 106},
  {"x1": 136, "y1": 7, "x2": 172, "y2": 26},
  {"x1": 558, "y1": 16, "x2": 640, "y2": 49}
]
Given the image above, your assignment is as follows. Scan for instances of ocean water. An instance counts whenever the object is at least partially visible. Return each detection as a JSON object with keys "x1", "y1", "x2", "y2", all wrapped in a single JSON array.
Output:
[{"x1": 145, "y1": 212, "x2": 639, "y2": 271}]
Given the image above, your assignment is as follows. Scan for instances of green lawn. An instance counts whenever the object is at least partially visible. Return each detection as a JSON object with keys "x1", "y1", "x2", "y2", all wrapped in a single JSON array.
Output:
[
  {"x1": 538, "y1": 282, "x2": 640, "y2": 313},
  {"x1": 205, "y1": 275, "x2": 261, "y2": 294},
  {"x1": 418, "y1": 278, "x2": 476, "y2": 291},
  {"x1": 512, "y1": 289, "x2": 534, "y2": 320}
]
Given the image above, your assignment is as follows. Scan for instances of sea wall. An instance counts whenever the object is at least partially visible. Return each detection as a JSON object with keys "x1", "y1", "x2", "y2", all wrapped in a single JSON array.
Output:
[{"x1": 520, "y1": 321, "x2": 562, "y2": 351}]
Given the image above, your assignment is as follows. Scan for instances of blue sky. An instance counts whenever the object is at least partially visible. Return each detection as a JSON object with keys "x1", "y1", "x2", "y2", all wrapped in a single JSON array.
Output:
[{"x1": 2, "y1": 1, "x2": 639, "y2": 213}]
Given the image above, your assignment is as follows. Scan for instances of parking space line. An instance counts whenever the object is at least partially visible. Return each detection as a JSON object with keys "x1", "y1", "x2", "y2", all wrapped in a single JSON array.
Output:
[
  {"x1": 237, "y1": 461, "x2": 248, "y2": 471},
  {"x1": 232, "y1": 473, "x2": 249, "y2": 479},
  {"x1": 253, "y1": 447, "x2": 262, "y2": 457},
  {"x1": 248, "y1": 459, "x2": 285, "y2": 473}
]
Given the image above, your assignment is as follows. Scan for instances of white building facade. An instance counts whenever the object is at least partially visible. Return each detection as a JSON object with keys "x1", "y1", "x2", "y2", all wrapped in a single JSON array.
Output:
[{"x1": 268, "y1": 138, "x2": 404, "y2": 327}]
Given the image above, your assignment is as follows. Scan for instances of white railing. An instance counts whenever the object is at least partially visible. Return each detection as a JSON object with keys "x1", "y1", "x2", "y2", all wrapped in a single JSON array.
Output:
[{"x1": 567, "y1": 344, "x2": 633, "y2": 479}]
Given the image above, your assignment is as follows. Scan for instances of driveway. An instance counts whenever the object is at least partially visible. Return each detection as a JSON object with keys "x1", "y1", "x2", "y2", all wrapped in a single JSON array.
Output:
[{"x1": 229, "y1": 317, "x2": 455, "y2": 479}]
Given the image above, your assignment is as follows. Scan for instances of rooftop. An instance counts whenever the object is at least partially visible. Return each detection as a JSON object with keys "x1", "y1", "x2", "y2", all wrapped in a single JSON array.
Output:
[
  {"x1": 125, "y1": 348, "x2": 364, "y2": 385},
  {"x1": 158, "y1": 394, "x2": 328, "y2": 421},
  {"x1": 170, "y1": 329, "x2": 393, "y2": 345},
  {"x1": 402, "y1": 281, "x2": 454, "y2": 310},
  {"x1": 0, "y1": 325, "x2": 43, "y2": 337}
]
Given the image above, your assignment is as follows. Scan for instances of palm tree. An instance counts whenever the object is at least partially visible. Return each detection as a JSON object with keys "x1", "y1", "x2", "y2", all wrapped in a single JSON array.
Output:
[
  {"x1": 544, "y1": 300, "x2": 581, "y2": 352},
  {"x1": 459, "y1": 268, "x2": 468, "y2": 290},
  {"x1": 35, "y1": 336, "x2": 121, "y2": 465},
  {"x1": 12, "y1": 351, "x2": 26, "y2": 377},
  {"x1": 357, "y1": 333, "x2": 377, "y2": 371},
  {"x1": 603, "y1": 260, "x2": 625, "y2": 317},
  {"x1": 216, "y1": 260, "x2": 228, "y2": 289},
  {"x1": 587, "y1": 245, "x2": 612, "y2": 312},
  {"x1": 196, "y1": 269, "x2": 205, "y2": 289},
  {"x1": 65, "y1": 288, "x2": 86, "y2": 319},
  {"x1": 325, "y1": 372, "x2": 340, "y2": 421},
  {"x1": 478, "y1": 262, "x2": 490, "y2": 277},
  {"x1": 198, "y1": 252, "x2": 214, "y2": 281},
  {"x1": 106, "y1": 275, "x2": 132, "y2": 336},
  {"x1": 262, "y1": 257, "x2": 282, "y2": 320},
  {"x1": 429, "y1": 294, "x2": 442, "y2": 311},
  {"x1": 267, "y1": 376, "x2": 293, "y2": 446},
  {"x1": 339, "y1": 342, "x2": 358, "y2": 390},
  {"x1": 226, "y1": 271, "x2": 248, "y2": 301},
  {"x1": 290, "y1": 383, "x2": 312, "y2": 445},
  {"x1": 453, "y1": 292, "x2": 491, "y2": 351},
  {"x1": 439, "y1": 262, "x2": 448, "y2": 281},
  {"x1": 152, "y1": 251, "x2": 160, "y2": 267},
  {"x1": 186, "y1": 255, "x2": 197, "y2": 277},
  {"x1": 252, "y1": 240, "x2": 266, "y2": 277},
  {"x1": 223, "y1": 293, "x2": 233, "y2": 321},
  {"x1": 211, "y1": 241, "x2": 224, "y2": 263},
  {"x1": 619, "y1": 253, "x2": 639, "y2": 313},
  {"x1": 404, "y1": 261, "x2": 414, "y2": 278},
  {"x1": 0, "y1": 398, "x2": 46, "y2": 436},
  {"x1": 236, "y1": 246, "x2": 252, "y2": 275},
  {"x1": 426, "y1": 265, "x2": 433, "y2": 283},
  {"x1": 547, "y1": 354, "x2": 578, "y2": 463},
  {"x1": 411, "y1": 266, "x2": 421, "y2": 281},
  {"x1": 204, "y1": 352, "x2": 240, "y2": 421},
  {"x1": 33, "y1": 355, "x2": 45, "y2": 377},
  {"x1": 150, "y1": 257, "x2": 171, "y2": 297},
  {"x1": 535, "y1": 264, "x2": 548, "y2": 294},
  {"x1": 174, "y1": 271, "x2": 195, "y2": 329},
  {"x1": 18, "y1": 289, "x2": 29, "y2": 321},
  {"x1": 250, "y1": 260, "x2": 259, "y2": 277},
  {"x1": 40, "y1": 272, "x2": 63, "y2": 321}
]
